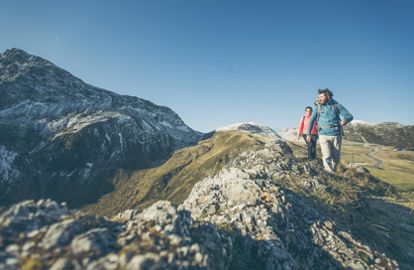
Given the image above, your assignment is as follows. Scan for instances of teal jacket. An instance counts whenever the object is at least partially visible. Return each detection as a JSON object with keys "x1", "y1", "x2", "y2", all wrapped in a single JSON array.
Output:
[{"x1": 307, "y1": 99, "x2": 353, "y2": 136}]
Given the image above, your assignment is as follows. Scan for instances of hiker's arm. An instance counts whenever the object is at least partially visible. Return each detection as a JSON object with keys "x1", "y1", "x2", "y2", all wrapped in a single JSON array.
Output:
[
  {"x1": 307, "y1": 107, "x2": 317, "y2": 135},
  {"x1": 297, "y1": 118, "x2": 304, "y2": 139},
  {"x1": 338, "y1": 103, "x2": 353, "y2": 126}
]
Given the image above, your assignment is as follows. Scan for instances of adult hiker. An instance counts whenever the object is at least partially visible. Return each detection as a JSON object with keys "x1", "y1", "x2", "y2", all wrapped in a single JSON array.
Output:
[
  {"x1": 297, "y1": 106, "x2": 318, "y2": 160},
  {"x1": 306, "y1": 88, "x2": 353, "y2": 173}
]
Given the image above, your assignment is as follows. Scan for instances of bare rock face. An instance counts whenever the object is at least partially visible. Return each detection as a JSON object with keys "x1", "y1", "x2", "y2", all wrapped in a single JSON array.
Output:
[
  {"x1": 0, "y1": 199, "x2": 232, "y2": 270},
  {"x1": 182, "y1": 166, "x2": 397, "y2": 270},
  {"x1": 0, "y1": 48, "x2": 202, "y2": 208}
]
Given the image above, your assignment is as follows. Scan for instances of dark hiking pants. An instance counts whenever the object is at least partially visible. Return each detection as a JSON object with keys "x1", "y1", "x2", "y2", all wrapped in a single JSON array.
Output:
[{"x1": 302, "y1": 134, "x2": 318, "y2": 160}]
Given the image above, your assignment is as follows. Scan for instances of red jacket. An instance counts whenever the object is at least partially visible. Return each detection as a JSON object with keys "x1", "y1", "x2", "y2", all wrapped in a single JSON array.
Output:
[{"x1": 298, "y1": 115, "x2": 318, "y2": 137}]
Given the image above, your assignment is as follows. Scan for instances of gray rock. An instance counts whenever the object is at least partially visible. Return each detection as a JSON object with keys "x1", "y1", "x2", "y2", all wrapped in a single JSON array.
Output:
[
  {"x1": 40, "y1": 219, "x2": 81, "y2": 250},
  {"x1": 0, "y1": 199, "x2": 68, "y2": 232},
  {"x1": 49, "y1": 258, "x2": 72, "y2": 270},
  {"x1": 70, "y1": 228, "x2": 115, "y2": 256}
]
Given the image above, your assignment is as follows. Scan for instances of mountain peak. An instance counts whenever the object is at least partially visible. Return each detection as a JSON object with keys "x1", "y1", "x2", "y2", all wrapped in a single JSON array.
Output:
[
  {"x1": 2, "y1": 47, "x2": 29, "y2": 57},
  {"x1": 349, "y1": 120, "x2": 410, "y2": 131},
  {"x1": 349, "y1": 120, "x2": 407, "y2": 127},
  {"x1": 349, "y1": 120, "x2": 376, "y2": 126},
  {"x1": 1, "y1": 48, "x2": 57, "y2": 67},
  {"x1": 216, "y1": 122, "x2": 281, "y2": 139},
  {"x1": 1, "y1": 48, "x2": 33, "y2": 64},
  {"x1": 0, "y1": 48, "x2": 57, "y2": 83}
]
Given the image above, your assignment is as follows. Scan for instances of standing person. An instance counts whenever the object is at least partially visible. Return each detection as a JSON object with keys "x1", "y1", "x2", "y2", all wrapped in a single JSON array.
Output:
[
  {"x1": 297, "y1": 106, "x2": 318, "y2": 160},
  {"x1": 307, "y1": 89, "x2": 353, "y2": 173}
]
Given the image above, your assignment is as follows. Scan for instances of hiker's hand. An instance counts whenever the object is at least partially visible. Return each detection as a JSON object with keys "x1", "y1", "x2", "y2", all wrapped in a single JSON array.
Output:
[
  {"x1": 340, "y1": 120, "x2": 347, "y2": 127},
  {"x1": 306, "y1": 135, "x2": 311, "y2": 142}
]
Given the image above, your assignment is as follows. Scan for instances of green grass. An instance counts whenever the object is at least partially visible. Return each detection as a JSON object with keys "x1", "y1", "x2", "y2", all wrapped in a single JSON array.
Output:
[
  {"x1": 342, "y1": 142, "x2": 414, "y2": 202},
  {"x1": 79, "y1": 134, "x2": 414, "y2": 269},
  {"x1": 292, "y1": 140, "x2": 414, "y2": 195},
  {"x1": 81, "y1": 131, "x2": 266, "y2": 217},
  {"x1": 340, "y1": 141, "x2": 414, "y2": 212},
  {"x1": 82, "y1": 134, "x2": 414, "y2": 216},
  {"x1": 288, "y1": 139, "x2": 414, "y2": 208},
  {"x1": 287, "y1": 140, "x2": 414, "y2": 269}
]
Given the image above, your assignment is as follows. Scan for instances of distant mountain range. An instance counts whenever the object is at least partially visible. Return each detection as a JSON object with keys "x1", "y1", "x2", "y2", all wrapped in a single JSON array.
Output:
[{"x1": 345, "y1": 121, "x2": 414, "y2": 150}]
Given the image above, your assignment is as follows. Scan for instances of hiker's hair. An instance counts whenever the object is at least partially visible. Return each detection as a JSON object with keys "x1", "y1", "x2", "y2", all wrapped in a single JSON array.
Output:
[
  {"x1": 305, "y1": 106, "x2": 313, "y2": 112},
  {"x1": 318, "y1": 88, "x2": 333, "y2": 98}
]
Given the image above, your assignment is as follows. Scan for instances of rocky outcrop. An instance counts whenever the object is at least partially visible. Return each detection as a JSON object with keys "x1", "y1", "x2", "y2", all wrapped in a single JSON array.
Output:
[
  {"x1": 181, "y1": 138, "x2": 399, "y2": 270},
  {"x1": 0, "y1": 135, "x2": 403, "y2": 270},
  {"x1": 0, "y1": 191, "x2": 398, "y2": 269},
  {"x1": 0, "y1": 199, "x2": 232, "y2": 270}
]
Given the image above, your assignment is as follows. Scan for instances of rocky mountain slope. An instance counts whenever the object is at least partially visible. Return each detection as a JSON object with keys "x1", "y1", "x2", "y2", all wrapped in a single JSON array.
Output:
[
  {"x1": 0, "y1": 48, "x2": 202, "y2": 208},
  {"x1": 1, "y1": 126, "x2": 413, "y2": 270},
  {"x1": 345, "y1": 121, "x2": 414, "y2": 150}
]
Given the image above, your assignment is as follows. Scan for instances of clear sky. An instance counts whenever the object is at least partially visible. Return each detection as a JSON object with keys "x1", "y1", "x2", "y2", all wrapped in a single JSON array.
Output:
[{"x1": 1, "y1": 0, "x2": 413, "y2": 132}]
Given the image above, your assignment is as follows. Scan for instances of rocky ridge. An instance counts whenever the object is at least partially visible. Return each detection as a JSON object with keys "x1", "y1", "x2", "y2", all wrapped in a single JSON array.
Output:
[{"x1": 0, "y1": 130, "x2": 405, "y2": 270}]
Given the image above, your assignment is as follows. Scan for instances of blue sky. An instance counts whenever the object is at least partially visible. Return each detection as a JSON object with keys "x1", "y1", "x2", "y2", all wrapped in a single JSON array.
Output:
[{"x1": 1, "y1": 0, "x2": 413, "y2": 132}]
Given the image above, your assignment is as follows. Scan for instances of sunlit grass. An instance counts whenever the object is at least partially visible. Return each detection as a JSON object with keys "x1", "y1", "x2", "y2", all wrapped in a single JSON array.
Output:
[
  {"x1": 341, "y1": 141, "x2": 414, "y2": 202},
  {"x1": 81, "y1": 131, "x2": 265, "y2": 217}
]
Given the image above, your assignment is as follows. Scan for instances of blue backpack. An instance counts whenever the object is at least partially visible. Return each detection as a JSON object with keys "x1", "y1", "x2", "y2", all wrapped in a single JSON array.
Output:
[{"x1": 315, "y1": 100, "x2": 344, "y2": 136}]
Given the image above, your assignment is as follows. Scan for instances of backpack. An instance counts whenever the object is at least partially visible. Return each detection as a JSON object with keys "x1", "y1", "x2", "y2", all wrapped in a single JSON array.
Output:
[{"x1": 315, "y1": 100, "x2": 344, "y2": 136}]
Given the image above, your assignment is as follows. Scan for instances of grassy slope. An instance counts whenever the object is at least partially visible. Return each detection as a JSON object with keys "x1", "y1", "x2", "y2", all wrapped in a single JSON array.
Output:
[
  {"x1": 80, "y1": 131, "x2": 414, "y2": 268},
  {"x1": 289, "y1": 139, "x2": 414, "y2": 204},
  {"x1": 83, "y1": 133, "x2": 414, "y2": 216},
  {"x1": 81, "y1": 131, "x2": 267, "y2": 217},
  {"x1": 288, "y1": 139, "x2": 414, "y2": 269},
  {"x1": 342, "y1": 142, "x2": 414, "y2": 200}
]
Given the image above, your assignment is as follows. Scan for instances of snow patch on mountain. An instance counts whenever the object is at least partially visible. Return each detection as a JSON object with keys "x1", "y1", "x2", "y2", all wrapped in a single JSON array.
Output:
[
  {"x1": 49, "y1": 111, "x2": 131, "y2": 137},
  {"x1": 216, "y1": 122, "x2": 282, "y2": 139},
  {"x1": 0, "y1": 146, "x2": 20, "y2": 184},
  {"x1": 349, "y1": 120, "x2": 376, "y2": 126}
]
